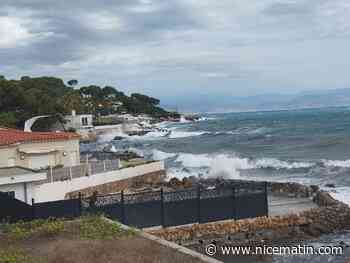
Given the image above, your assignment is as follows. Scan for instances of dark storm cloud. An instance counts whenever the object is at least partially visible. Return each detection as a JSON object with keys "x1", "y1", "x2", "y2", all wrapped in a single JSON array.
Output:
[{"x1": 0, "y1": 0, "x2": 199, "y2": 66}]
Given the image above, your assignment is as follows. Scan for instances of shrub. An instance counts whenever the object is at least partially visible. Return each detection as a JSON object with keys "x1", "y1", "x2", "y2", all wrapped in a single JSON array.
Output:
[
  {"x1": 78, "y1": 215, "x2": 134, "y2": 240},
  {"x1": 0, "y1": 249, "x2": 33, "y2": 263},
  {"x1": 3, "y1": 218, "x2": 65, "y2": 239}
]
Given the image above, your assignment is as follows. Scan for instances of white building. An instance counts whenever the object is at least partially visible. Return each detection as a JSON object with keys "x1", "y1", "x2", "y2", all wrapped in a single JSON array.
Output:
[
  {"x1": 0, "y1": 127, "x2": 80, "y2": 170},
  {"x1": 64, "y1": 110, "x2": 95, "y2": 139},
  {"x1": 0, "y1": 167, "x2": 46, "y2": 204}
]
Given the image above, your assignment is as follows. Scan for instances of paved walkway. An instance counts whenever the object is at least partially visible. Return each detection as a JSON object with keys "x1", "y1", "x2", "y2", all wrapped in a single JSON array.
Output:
[{"x1": 268, "y1": 194, "x2": 318, "y2": 217}]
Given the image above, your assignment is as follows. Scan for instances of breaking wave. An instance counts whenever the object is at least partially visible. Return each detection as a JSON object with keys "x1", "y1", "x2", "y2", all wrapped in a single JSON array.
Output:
[
  {"x1": 168, "y1": 131, "x2": 208, "y2": 139},
  {"x1": 149, "y1": 150, "x2": 320, "y2": 179},
  {"x1": 322, "y1": 159, "x2": 350, "y2": 168}
]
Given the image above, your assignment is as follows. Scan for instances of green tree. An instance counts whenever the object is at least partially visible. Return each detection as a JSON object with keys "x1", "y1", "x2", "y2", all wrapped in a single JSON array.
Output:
[
  {"x1": 0, "y1": 112, "x2": 17, "y2": 127},
  {"x1": 67, "y1": 79, "x2": 78, "y2": 88}
]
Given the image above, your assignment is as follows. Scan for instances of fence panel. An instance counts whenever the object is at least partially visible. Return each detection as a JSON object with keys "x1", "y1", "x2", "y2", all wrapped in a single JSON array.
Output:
[
  {"x1": 34, "y1": 199, "x2": 81, "y2": 219},
  {"x1": 164, "y1": 188, "x2": 198, "y2": 227},
  {"x1": 0, "y1": 192, "x2": 33, "y2": 222},
  {"x1": 82, "y1": 194, "x2": 123, "y2": 221},
  {"x1": 124, "y1": 191, "x2": 162, "y2": 228},
  {"x1": 235, "y1": 192, "x2": 267, "y2": 220},
  {"x1": 105, "y1": 160, "x2": 120, "y2": 171},
  {"x1": 71, "y1": 165, "x2": 88, "y2": 179},
  {"x1": 200, "y1": 187, "x2": 234, "y2": 223}
]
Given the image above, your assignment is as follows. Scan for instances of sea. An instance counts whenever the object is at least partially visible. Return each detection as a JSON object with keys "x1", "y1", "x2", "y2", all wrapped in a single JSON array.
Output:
[{"x1": 86, "y1": 106, "x2": 350, "y2": 262}]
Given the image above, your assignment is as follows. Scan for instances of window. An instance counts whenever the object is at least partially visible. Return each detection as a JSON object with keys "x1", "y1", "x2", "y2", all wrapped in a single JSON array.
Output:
[
  {"x1": 5, "y1": 191, "x2": 15, "y2": 198},
  {"x1": 81, "y1": 117, "x2": 89, "y2": 126}
]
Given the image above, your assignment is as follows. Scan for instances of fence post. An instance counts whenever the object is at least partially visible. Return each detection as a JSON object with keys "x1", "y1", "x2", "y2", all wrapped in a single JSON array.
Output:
[
  {"x1": 69, "y1": 167, "x2": 73, "y2": 180},
  {"x1": 50, "y1": 166, "x2": 53, "y2": 183},
  {"x1": 121, "y1": 190, "x2": 125, "y2": 224},
  {"x1": 197, "y1": 185, "x2": 201, "y2": 224},
  {"x1": 160, "y1": 188, "x2": 165, "y2": 227},
  {"x1": 31, "y1": 198, "x2": 36, "y2": 219},
  {"x1": 232, "y1": 187, "x2": 236, "y2": 220},
  {"x1": 264, "y1": 182, "x2": 269, "y2": 217},
  {"x1": 78, "y1": 192, "x2": 82, "y2": 217}
]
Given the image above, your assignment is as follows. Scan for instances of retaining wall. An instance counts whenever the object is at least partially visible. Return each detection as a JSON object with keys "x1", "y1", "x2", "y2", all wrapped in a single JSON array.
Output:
[{"x1": 34, "y1": 161, "x2": 165, "y2": 202}]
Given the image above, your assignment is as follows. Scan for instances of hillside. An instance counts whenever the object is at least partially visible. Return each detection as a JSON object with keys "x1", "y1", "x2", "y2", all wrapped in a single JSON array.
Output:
[{"x1": 0, "y1": 76, "x2": 179, "y2": 128}]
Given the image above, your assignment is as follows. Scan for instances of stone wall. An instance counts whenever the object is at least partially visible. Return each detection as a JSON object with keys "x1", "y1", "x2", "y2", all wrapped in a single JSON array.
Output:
[
  {"x1": 148, "y1": 182, "x2": 350, "y2": 246},
  {"x1": 66, "y1": 169, "x2": 166, "y2": 198}
]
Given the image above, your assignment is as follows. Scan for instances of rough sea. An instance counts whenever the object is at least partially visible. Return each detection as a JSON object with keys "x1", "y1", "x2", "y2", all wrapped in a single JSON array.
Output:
[{"x1": 90, "y1": 107, "x2": 350, "y2": 262}]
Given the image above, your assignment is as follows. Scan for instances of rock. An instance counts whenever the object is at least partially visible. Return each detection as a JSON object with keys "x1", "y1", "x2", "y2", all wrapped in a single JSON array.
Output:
[
  {"x1": 168, "y1": 177, "x2": 183, "y2": 188},
  {"x1": 310, "y1": 185, "x2": 320, "y2": 193},
  {"x1": 182, "y1": 177, "x2": 193, "y2": 188},
  {"x1": 325, "y1": 183, "x2": 336, "y2": 188}
]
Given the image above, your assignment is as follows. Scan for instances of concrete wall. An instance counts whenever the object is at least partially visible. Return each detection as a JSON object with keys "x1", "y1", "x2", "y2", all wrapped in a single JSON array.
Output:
[
  {"x1": 0, "y1": 139, "x2": 80, "y2": 169},
  {"x1": 0, "y1": 146, "x2": 17, "y2": 167},
  {"x1": 34, "y1": 161, "x2": 165, "y2": 202},
  {"x1": 0, "y1": 182, "x2": 36, "y2": 204}
]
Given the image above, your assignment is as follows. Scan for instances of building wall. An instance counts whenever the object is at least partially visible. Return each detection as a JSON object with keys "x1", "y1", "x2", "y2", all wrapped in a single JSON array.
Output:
[
  {"x1": 0, "y1": 146, "x2": 17, "y2": 167},
  {"x1": 0, "y1": 139, "x2": 80, "y2": 169},
  {"x1": 34, "y1": 161, "x2": 165, "y2": 202},
  {"x1": 65, "y1": 114, "x2": 93, "y2": 130},
  {"x1": 0, "y1": 182, "x2": 36, "y2": 204}
]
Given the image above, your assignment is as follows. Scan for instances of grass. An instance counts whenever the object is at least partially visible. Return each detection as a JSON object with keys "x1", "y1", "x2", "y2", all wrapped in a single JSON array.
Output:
[
  {"x1": 2, "y1": 218, "x2": 65, "y2": 240},
  {"x1": 0, "y1": 216, "x2": 136, "y2": 263},
  {"x1": 0, "y1": 216, "x2": 200, "y2": 263},
  {"x1": 0, "y1": 248, "x2": 35, "y2": 263},
  {"x1": 0, "y1": 215, "x2": 135, "y2": 241},
  {"x1": 77, "y1": 215, "x2": 136, "y2": 240}
]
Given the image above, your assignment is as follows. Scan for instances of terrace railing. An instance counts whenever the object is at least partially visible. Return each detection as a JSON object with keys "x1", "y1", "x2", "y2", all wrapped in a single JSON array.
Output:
[{"x1": 45, "y1": 159, "x2": 121, "y2": 183}]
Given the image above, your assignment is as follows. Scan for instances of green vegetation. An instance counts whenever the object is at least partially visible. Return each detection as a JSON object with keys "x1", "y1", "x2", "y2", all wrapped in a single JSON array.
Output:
[
  {"x1": 78, "y1": 215, "x2": 136, "y2": 239},
  {"x1": 2, "y1": 218, "x2": 65, "y2": 240},
  {"x1": 1, "y1": 216, "x2": 135, "y2": 241},
  {"x1": 0, "y1": 75, "x2": 179, "y2": 129},
  {"x1": 0, "y1": 216, "x2": 136, "y2": 263},
  {"x1": 0, "y1": 248, "x2": 34, "y2": 263}
]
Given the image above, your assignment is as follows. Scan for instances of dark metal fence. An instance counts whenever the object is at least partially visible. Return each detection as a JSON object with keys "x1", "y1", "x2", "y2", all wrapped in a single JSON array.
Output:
[
  {"x1": 33, "y1": 199, "x2": 81, "y2": 220},
  {"x1": 0, "y1": 192, "x2": 33, "y2": 223},
  {"x1": 0, "y1": 181, "x2": 268, "y2": 228},
  {"x1": 82, "y1": 181, "x2": 268, "y2": 228}
]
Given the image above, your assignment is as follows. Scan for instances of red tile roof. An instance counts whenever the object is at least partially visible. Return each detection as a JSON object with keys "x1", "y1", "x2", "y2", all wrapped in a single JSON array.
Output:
[{"x1": 0, "y1": 128, "x2": 80, "y2": 146}]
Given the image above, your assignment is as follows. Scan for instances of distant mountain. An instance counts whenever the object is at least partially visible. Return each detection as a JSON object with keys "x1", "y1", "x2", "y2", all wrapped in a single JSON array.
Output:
[{"x1": 162, "y1": 88, "x2": 350, "y2": 113}]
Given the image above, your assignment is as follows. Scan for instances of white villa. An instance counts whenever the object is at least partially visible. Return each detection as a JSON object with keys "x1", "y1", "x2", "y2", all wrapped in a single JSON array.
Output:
[
  {"x1": 0, "y1": 127, "x2": 165, "y2": 204},
  {"x1": 0, "y1": 127, "x2": 80, "y2": 170}
]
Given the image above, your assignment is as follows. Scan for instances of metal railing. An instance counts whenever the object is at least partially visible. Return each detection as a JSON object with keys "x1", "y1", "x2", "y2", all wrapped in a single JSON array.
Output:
[{"x1": 45, "y1": 159, "x2": 121, "y2": 183}]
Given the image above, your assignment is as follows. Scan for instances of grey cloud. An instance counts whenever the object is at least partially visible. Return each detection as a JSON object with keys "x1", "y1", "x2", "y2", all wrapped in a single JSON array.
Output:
[
  {"x1": 1, "y1": 0, "x2": 350, "y2": 103},
  {"x1": 263, "y1": 1, "x2": 315, "y2": 16}
]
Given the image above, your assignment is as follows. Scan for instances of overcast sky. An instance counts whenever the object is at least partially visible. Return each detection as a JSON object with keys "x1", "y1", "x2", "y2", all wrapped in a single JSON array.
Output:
[{"x1": 1, "y1": 0, "x2": 350, "y2": 106}]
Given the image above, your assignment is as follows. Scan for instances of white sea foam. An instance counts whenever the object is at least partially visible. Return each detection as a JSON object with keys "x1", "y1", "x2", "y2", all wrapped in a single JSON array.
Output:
[
  {"x1": 323, "y1": 159, "x2": 350, "y2": 168},
  {"x1": 168, "y1": 130, "x2": 208, "y2": 139},
  {"x1": 180, "y1": 116, "x2": 191, "y2": 123},
  {"x1": 151, "y1": 149, "x2": 177, "y2": 160},
  {"x1": 329, "y1": 187, "x2": 350, "y2": 206},
  {"x1": 174, "y1": 153, "x2": 314, "y2": 171},
  {"x1": 253, "y1": 158, "x2": 315, "y2": 169}
]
